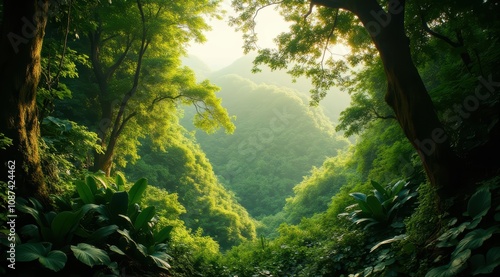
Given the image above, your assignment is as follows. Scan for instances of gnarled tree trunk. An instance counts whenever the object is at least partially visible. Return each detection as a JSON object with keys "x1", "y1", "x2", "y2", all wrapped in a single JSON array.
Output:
[
  {"x1": 0, "y1": 0, "x2": 49, "y2": 204},
  {"x1": 355, "y1": 1, "x2": 461, "y2": 199},
  {"x1": 313, "y1": 0, "x2": 462, "y2": 200}
]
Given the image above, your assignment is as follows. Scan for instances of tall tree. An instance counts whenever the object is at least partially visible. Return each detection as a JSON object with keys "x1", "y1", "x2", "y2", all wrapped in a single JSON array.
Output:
[
  {"x1": 0, "y1": 0, "x2": 49, "y2": 203},
  {"x1": 69, "y1": 0, "x2": 234, "y2": 176},
  {"x1": 230, "y1": 0, "x2": 500, "y2": 201}
]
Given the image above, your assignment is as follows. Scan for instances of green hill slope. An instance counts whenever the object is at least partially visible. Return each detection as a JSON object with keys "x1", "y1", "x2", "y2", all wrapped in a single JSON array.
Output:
[{"x1": 182, "y1": 71, "x2": 350, "y2": 217}]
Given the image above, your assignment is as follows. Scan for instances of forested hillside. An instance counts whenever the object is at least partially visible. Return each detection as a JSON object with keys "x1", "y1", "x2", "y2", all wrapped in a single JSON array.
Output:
[
  {"x1": 1, "y1": 0, "x2": 500, "y2": 276},
  {"x1": 123, "y1": 132, "x2": 257, "y2": 249},
  {"x1": 181, "y1": 63, "x2": 350, "y2": 217}
]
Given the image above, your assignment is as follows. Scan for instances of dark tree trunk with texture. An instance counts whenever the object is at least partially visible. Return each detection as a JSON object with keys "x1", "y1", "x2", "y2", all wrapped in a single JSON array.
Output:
[
  {"x1": 0, "y1": 0, "x2": 49, "y2": 204},
  {"x1": 312, "y1": 0, "x2": 463, "y2": 200},
  {"x1": 352, "y1": 0, "x2": 462, "y2": 199}
]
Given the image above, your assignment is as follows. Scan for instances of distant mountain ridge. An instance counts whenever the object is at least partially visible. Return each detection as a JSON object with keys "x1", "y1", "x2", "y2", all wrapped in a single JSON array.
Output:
[
  {"x1": 184, "y1": 54, "x2": 351, "y2": 123},
  {"x1": 180, "y1": 56, "x2": 351, "y2": 217}
]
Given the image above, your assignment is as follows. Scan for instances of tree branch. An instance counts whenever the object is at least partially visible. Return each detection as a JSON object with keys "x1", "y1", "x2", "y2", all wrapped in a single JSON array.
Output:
[
  {"x1": 371, "y1": 106, "x2": 396, "y2": 120},
  {"x1": 53, "y1": 0, "x2": 72, "y2": 85},
  {"x1": 150, "y1": 94, "x2": 185, "y2": 107},
  {"x1": 310, "y1": 0, "x2": 349, "y2": 10},
  {"x1": 109, "y1": 0, "x2": 149, "y2": 144},
  {"x1": 248, "y1": 1, "x2": 284, "y2": 50},
  {"x1": 320, "y1": 8, "x2": 339, "y2": 71},
  {"x1": 418, "y1": 8, "x2": 460, "y2": 47},
  {"x1": 116, "y1": 111, "x2": 137, "y2": 137},
  {"x1": 104, "y1": 35, "x2": 134, "y2": 81}
]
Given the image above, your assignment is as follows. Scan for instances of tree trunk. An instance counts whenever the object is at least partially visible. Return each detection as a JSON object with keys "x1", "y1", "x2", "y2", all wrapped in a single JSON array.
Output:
[
  {"x1": 92, "y1": 130, "x2": 116, "y2": 177},
  {"x1": 88, "y1": 1, "x2": 148, "y2": 177},
  {"x1": 0, "y1": 0, "x2": 49, "y2": 204},
  {"x1": 351, "y1": 0, "x2": 462, "y2": 199}
]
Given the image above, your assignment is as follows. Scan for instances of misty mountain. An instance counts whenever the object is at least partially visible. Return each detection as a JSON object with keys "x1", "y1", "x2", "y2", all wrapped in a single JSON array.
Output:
[
  {"x1": 180, "y1": 57, "x2": 350, "y2": 217},
  {"x1": 186, "y1": 54, "x2": 352, "y2": 123}
]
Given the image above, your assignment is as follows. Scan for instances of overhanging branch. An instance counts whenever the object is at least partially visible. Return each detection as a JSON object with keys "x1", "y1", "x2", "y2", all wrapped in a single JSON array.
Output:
[{"x1": 310, "y1": 0, "x2": 349, "y2": 10}]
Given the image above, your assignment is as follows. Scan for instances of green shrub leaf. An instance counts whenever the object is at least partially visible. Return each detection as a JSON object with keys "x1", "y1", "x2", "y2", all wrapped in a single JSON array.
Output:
[
  {"x1": 452, "y1": 227, "x2": 497, "y2": 256},
  {"x1": 148, "y1": 253, "x2": 171, "y2": 270},
  {"x1": 87, "y1": 225, "x2": 119, "y2": 244},
  {"x1": 471, "y1": 247, "x2": 500, "y2": 275},
  {"x1": 39, "y1": 250, "x2": 67, "y2": 272},
  {"x1": 366, "y1": 195, "x2": 385, "y2": 221},
  {"x1": 71, "y1": 243, "x2": 111, "y2": 267},
  {"x1": 109, "y1": 191, "x2": 129, "y2": 216},
  {"x1": 128, "y1": 178, "x2": 148, "y2": 207},
  {"x1": 16, "y1": 242, "x2": 50, "y2": 262},
  {"x1": 371, "y1": 180, "x2": 389, "y2": 199},
  {"x1": 467, "y1": 189, "x2": 491, "y2": 219},
  {"x1": 155, "y1": 226, "x2": 173, "y2": 244},
  {"x1": 425, "y1": 249, "x2": 470, "y2": 277},
  {"x1": 17, "y1": 242, "x2": 67, "y2": 272},
  {"x1": 85, "y1": 175, "x2": 98, "y2": 194},
  {"x1": 76, "y1": 180, "x2": 95, "y2": 204},
  {"x1": 51, "y1": 210, "x2": 83, "y2": 244},
  {"x1": 134, "y1": 206, "x2": 156, "y2": 231},
  {"x1": 115, "y1": 172, "x2": 126, "y2": 191}
]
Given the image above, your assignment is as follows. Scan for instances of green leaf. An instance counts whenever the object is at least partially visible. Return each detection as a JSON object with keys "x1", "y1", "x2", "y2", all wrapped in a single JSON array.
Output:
[
  {"x1": 115, "y1": 172, "x2": 126, "y2": 191},
  {"x1": 425, "y1": 249, "x2": 470, "y2": 277},
  {"x1": 467, "y1": 189, "x2": 491, "y2": 219},
  {"x1": 71, "y1": 243, "x2": 111, "y2": 267},
  {"x1": 93, "y1": 175, "x2": 108, "y2": 189},
  {"x1": 452, "y1": 227, "x2": 497, "y2": 256},
  {"x1": 471, "y1": 247, "x2": 500, "y2": 275},
  {"x1": 366, "y1": 195, "x2": 386, "y2": 221},
  {"x1": 354, "y1": 217, "x2": 378, "y2": 225},
  {"x1": 370, "y1": 235, "x2": 407, "y2": 252},
  {"x1": 469, "y1": 254, "x2": 485, "y2": 275},
  {"x1": 20, "y1": 224, "x2": 40, "y2": 240},
  {"x1": 76, "y1": 180, "x2": 95, "y2": 204},
  {"x1": 484, "y1": 247, "x2": 500, "y2": 273},
  {"x1": 86, "y1": 225, "x2": 119, "y2": 244},
  {"x1": 50, "y1": 210, "x2": 83, "y2": 245},
  {"x1": 128, "y1": 178, "x2": 148, "y2": 207},
  {"x1": 371, "y1": 180, "x2": 388, "y2": 199},
  {"x1": 109, "y1": 245, "x2": 126, "y2": 255},
  {"x1": 495, "y1": 212, "x2": 500, "y2": 222},
  {"x1": 350, "y1": 192, "x2": 367, "y2": 202},
  {"x1": 17, "y1": 199, "x2": 44, "y2": 227},
  {"x1": 16, "y1": 242, "x2": 50, "y2": 262},
  {"x1": 437, "y1": 222, "x2": 470, "y2": 243},
  {"x1": 16, "y1": 242, "x2": 67, "y2": 272},
  {"x1": 109, "y1": 191, "x2": 129, "y2": 216},
  {"x1": 85, "y1": 175, "x2": 98, "y2": 194},
  {"x1": 154, "y1": 226, "x2": 173, "y2": 244},
  {"x1": 39, "y1": 250, "x2": 67, "y2": 272},
  {"x1": 148, "y1": 252, "x2": 171, "y2": 270},
  {"x1": 391, "y1": 180, "x2": 407, "y2": 196},
  {"x1": 350, "y1": 192, "x2": 370, "y2": 213},
  {"x1": 134, "y1": 206, "x2": 156, "y2": 231}
]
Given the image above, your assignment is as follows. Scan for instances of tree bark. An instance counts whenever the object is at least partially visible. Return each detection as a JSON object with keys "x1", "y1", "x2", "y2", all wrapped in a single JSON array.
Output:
[
  {"x1": 0, "y1": 0, "x2": 50, "y2": 204},
  {"x1": 312, "y1": 0, "x2": 462, "y2": 198},
  {"x1": 89, "y1": 0, "x2": 148, "y2": 176},
  {"x1": 351, "y1": 0, "x2": 461, "y2": 198}
]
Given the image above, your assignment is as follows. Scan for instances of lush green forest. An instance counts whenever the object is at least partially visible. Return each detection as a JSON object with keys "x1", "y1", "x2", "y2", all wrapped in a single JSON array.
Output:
[{"x1": 1, "y1": 0, "x2": 499, "y2": 276}]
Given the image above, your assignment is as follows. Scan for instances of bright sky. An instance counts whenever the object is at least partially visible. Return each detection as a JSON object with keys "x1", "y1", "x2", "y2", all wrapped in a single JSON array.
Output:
[{"x1": 187, "y1": 1, "x2": 288, "y2": 71}]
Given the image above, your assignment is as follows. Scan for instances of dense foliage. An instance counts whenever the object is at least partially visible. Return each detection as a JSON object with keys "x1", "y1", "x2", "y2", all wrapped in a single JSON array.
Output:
[
  {"x1": 1, "y1": 0, "x2": 500, "y2": 276},
  {"x1": 183, "y1": 72, "x2": 350, "y2": 217},
  {"x1": 124, "y1": 131, "x2": 257, "y2": 250}
]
